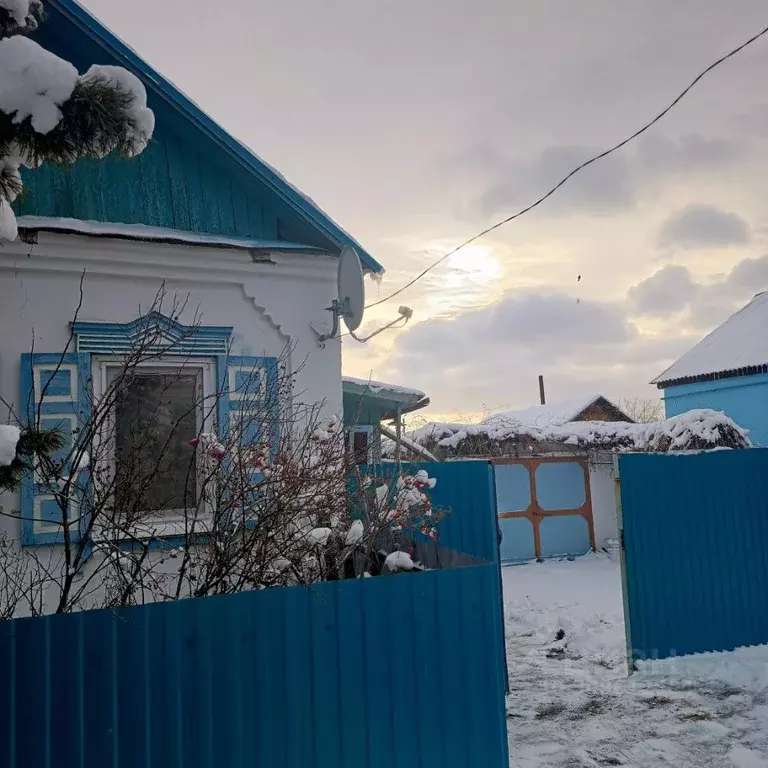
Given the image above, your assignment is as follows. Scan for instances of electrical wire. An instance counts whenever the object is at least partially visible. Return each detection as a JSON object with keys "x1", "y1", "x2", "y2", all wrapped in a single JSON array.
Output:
[
  {"x1": 365, "y1": 21, "x2": 768, "y2": 310},
  {"x1": 341, "y1": 313, "x2": 411, "y2": 342}
]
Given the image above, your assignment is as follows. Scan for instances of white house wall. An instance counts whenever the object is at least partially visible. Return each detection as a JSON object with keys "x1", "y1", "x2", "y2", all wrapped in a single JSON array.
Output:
[
  {"x1": 588, "y1": 454, "x2": 619, "y2": 549},
  {"x1": 0, "y1": 232, "x2": 343, "y2": 615}
]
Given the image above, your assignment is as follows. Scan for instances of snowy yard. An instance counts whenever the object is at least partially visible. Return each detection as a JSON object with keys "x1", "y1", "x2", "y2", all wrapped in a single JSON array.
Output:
[{"x1": 503, "y1": 553, "x2": 768, "y2": 767}]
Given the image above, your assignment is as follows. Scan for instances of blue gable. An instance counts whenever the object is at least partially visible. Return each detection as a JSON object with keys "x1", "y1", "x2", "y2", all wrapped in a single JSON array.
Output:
[{"x1": 12, "y1": 0, "x2": 383, "y2": 274}]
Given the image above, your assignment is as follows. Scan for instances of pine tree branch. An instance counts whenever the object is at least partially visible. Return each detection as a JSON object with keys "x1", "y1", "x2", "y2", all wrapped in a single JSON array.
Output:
[
  {"x1": 1, "y1": 74, "x2": 150, "y2": 178},
  {"x1": 0, "y1": 1, "x2": 44, "y2": 39},
  {"x1": 0, "y1": 426, "x2": 64, "y2": 493}
]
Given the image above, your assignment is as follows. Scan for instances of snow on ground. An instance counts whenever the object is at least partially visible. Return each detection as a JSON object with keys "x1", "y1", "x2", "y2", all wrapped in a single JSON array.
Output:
[{"x1": 503, "y1": 553, "x2": 768, "y2": 767}]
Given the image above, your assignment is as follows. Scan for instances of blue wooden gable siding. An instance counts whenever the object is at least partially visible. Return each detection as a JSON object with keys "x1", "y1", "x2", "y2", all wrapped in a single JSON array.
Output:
[
  {"x1": 15, "y1": 127, "x2": 281, "y2": 243},
  {"x1": 12, "y1": 1, "x2": 384, "y2": 272}
]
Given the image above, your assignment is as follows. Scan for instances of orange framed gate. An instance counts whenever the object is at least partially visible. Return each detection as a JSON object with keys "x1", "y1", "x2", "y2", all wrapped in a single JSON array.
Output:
[{"x1": 494, "y1": 457, "x2": 596, "y2": 564}]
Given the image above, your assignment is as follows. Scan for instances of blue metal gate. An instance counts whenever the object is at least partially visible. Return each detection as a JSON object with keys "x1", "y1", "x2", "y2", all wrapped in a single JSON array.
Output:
[{"x1": 619, "y1": 449, "x2": 768, "y2": 665}]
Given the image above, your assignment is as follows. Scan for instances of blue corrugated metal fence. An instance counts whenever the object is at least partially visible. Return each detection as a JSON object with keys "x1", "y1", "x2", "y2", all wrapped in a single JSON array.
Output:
[
  {"x1": 0, "y1": 564, "x2": 508, "y2": 767},
  {"x1": 364, "y1": 461, "x2": 500, "y2": 564},
  {"x1": 619, "y1": 449, "x2": 768, "y2": 664}
]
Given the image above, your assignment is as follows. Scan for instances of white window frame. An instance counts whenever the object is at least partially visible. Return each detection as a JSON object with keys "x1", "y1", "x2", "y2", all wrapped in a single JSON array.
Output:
[
  {"x1": 345, "y1": 425, "x2": 373, "y2": 466},
  {"x1": 91, "y1": 356, "x2": 218, "y2": 540}
]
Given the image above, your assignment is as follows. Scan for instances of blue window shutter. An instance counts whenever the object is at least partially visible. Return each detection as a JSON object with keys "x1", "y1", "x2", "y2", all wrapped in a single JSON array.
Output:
[
  {"x1": 19, "y1": 352, "x2": 90, "y2": 546},
  {"x1": 221, "y1": 356, "x2": 279, "y2": 480}
]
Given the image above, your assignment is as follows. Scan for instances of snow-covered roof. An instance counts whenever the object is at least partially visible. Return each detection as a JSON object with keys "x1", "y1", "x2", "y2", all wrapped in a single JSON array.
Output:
[
  {"x1": 16, "y1": 217, "x2": 329, "y2": 253},
  {"x1": 386, "y1": 409, "x2": 750, "y2": 458},
  {"x1": 653, "y1": 292, "x2": 768, "y2": 386},
  {"x1": 483, "y1": 394, "x2": 619, "y2": 427},
  {"x1": 342, "y1": 376, "x2": 426, "y2": 406}
]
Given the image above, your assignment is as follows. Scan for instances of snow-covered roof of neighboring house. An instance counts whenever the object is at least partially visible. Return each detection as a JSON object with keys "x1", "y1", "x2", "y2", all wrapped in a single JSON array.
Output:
[
  {"x1": 16, "y1": 217, "x2": 330, "y2": 254},
  {"x1": 653, "y1": 292, "x2": 768, "y2": 387},
  {"x1": 483, "y1": 394, "x2": 629, "y2": 427},
  {"x1": 342, "y1": 376, "x2": 426, "y2": 407},
  {"x1": 384, "y1": 409, "x2": 750, "y2": 458}
]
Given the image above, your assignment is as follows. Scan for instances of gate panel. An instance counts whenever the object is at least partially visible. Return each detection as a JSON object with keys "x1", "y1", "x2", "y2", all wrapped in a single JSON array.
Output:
[
  {"x1": 495, "y1": 462, "x2": 536, "y2": 563},
  {"x1": 539, "y1": 516, "x2": 591, "y2": 558},
  {"x1": 534, "y1": 459, "x2": 595, "y2": 558},
  {"x1": 619, "y1": 449, "x2": 768, "y2": 664},
  {"x1": 535, "y1": 461, "x2": 586, "y2": 510},
  {"x1": 494, "y1": 457, "x2": 595, "y2": 563}
]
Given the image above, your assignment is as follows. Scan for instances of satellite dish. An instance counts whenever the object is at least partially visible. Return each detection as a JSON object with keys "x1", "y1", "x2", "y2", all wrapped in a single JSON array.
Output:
[
  {"x1": 310, "y1": 245, "x2": 366, "y2": 345},
  {"x1": 338, "y1": 246, "x2": 365, "y2": 332}
]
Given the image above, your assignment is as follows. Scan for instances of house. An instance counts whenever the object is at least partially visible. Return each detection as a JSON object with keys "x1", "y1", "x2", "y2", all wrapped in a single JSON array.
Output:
[
  {"x1": 342, "y1": 376, "x2": 431, "y2": 464},
  {"x1": 0, "y1": 3, "x2": 383, "y2": 580},
  {"x1": 483, "y1": 393, "x2": 633, "y2": 429},
  {"x1": 653, "y1": 292, "x2": 768, "y2": 446},
  {"x1": 385, "y1": 397, "x2": 749, "y2": 564}
]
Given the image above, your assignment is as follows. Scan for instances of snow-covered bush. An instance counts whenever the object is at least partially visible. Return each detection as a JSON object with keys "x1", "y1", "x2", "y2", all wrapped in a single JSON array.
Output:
[
  {"x1": 0, "y1": 2, "x2": 155, "y2": 240},
  {"x1": 384, "y1": 409, "x2": 751, "y2": 460}
]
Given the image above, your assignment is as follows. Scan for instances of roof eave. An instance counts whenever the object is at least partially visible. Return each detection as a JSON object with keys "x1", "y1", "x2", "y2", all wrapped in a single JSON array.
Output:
[
  {"x1": 654, "y1": 363, "x2": 768, "y2": 389},
  {"x1": 344, "y1": 385, "x2": 424, "y2": 407},
  {"x1": 49, "y1": 0, "x2": 385, "y2": 275}
]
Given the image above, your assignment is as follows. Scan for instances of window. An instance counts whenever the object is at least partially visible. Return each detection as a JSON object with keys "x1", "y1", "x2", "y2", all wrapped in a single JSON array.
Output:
[
  {"x1": 95, "y1": 358, "x2": 216, "y2": 527},
  {"x1": 112, "y1": 370, "x2": 199, "y2": 517},
  {"x1": 19, "y1": 317, "x2": 287, "y2": 547},
  {"x1": 345, "y1": 427, "x2": 371, "y2": 466}
]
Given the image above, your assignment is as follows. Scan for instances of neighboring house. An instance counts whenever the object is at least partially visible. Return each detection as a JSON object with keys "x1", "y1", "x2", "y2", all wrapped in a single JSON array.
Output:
[
  {"x1": 0, "y1": 4, "x2": 383, "y2": 575},
  {"x1": 653, "y1": 292, "x2": 768, "y2": 446},
  {"x1": 387, "y1": 397, "x2": 749, "y2": 564},
  {"x1": 342, "y1": 376, "x2": 430, "y2": 464},
  {"x1": 483, "y1": 393, "x2": 633, "y2": 428}
]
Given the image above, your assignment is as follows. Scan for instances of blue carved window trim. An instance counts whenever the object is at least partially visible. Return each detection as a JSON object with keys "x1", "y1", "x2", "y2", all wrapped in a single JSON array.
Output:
[
  {"x1": 20, "y1": 313, "x2": 280, "y2": 547},
  {"x1": 71, "y1": 311, "x2": 233, "y2": 355}
]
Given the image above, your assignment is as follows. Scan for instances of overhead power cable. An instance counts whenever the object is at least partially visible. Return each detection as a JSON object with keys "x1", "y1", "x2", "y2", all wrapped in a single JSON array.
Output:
[{"x1": 365, "y1": 21, "x2": 768, "y2": 310}]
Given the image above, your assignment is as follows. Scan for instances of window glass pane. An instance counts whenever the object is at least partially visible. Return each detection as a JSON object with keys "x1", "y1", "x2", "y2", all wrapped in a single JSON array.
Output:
[
  {"x1": 352, "y1": 430, "x2": 369, "y2": 465},
  {"x1": 111, "y1": 370, "x2": 199, "y2": 517}
]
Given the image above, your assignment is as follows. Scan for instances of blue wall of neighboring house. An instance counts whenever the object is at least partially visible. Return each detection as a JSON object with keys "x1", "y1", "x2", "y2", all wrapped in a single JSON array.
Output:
[{"x1": 662, "y1": 372, "x2": 768, "y2": 447}]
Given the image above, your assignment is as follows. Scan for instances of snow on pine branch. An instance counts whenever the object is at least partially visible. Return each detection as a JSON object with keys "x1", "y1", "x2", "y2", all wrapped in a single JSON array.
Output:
[
  {"x1": 0, "y1": 0, "x2": 31, "y2": 29},
  {"x1": 0, "y1": 424, "x2": 20, "y2": 465},
  {"x1": 79, "y1": 65, "x2": 155, "y2": 157},
  {"x1": 388, "y1": 409, "x2": 751, "y2": 459},
  {"x1": 0, "y1": 36, "x2": 78, "y2": 133}
]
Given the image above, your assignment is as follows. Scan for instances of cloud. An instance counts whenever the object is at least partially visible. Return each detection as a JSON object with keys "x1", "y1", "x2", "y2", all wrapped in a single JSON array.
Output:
[
  {"x1": 397, "y1": 292, "x2": 635, "y2": 361},
  {"x1": 726, "y1": 255, "x2": 768, "y2": 293},
  {"x1": 658, "y1": 204, "x2": 751, "y2": 248},
  {"x1": 635, "y1": 134, "x2": 744, "y2": 177},
  {"x1": 386, "y1": 251, "x2": 768, "y2": 414},
  {"x1": 628, "y1": 255, "x2": 768, "y2": 328},
  {"x1": 628, "y1": 265, "x2": 700, "y2": 315},
  {"x1": 469, "y1": 130, "x2": 749, "y2": 223},
  {"x1": 385, "y1": 291, "x2": 672, "y2": 413},
  {"x1": 478, "y1": 145, "x2": 635, "y2": 218}
]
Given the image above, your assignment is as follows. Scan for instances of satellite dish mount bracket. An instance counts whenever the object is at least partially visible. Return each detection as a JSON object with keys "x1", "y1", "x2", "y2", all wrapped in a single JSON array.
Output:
[{"x1": 310, "y1": 297, "x2": 352, "y2": 347}]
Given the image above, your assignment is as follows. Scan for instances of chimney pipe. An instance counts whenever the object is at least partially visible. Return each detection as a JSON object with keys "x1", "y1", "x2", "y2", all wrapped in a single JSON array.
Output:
[{"x1": 538, "y1": 375, "x2": 546, "y2": 405}]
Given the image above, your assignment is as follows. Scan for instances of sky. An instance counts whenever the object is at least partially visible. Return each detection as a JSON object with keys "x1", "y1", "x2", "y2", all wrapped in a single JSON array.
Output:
[{"x1": 83, "y1": 0, "x2": 768, "y2": 421}]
